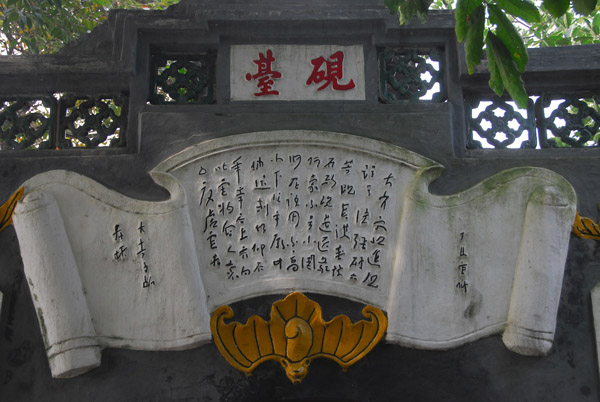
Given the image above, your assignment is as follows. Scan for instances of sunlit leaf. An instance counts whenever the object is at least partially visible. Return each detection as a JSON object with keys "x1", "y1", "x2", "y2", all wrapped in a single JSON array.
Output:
[
  {"x1": 593, "y1": 13, "x2": 600, "y2": 34},
  {"x1": 496, "y1": 0, "x2": 541, "y2": 23}
]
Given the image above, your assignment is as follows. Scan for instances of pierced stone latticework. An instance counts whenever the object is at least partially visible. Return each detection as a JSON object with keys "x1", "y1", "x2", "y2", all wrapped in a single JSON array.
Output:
[
  {"x1": 467, "y1": 94, "x2": 600, "y2": 149},
  {"x1": 150, "y1": 54, "x2": 216, "y2": 105},
  {"x1": 0, "y1": 98, "x2": 56, "y2": 150},
  {"x1": 58, "y1": 95, "x2": 127, "y2": 149},
  {"x1": 379, "y1": 48, "x2": 445, "y2": 103},
  {"x1": 467, "y1": 98, "x2": 536, "y2": 149},
  {"x1": 536, "y1": 94, "x2": 600, "y2": 148}
]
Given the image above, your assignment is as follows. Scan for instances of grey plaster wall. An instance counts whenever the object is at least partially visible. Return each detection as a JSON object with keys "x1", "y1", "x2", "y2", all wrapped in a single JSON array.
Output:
[{"x1": 1, "y1": 1, "x2": 600, "y2": 401}]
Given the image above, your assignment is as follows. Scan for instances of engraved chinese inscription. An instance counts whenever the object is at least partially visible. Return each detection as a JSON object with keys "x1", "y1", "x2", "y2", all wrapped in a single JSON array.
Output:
[
  {"x1": 231, "y1": 45, "x2": 365, "y2": 101},
  {"x1": 194, "y1": 148, "x2": 400, "y2": 291},
  {"x1": 455, "y1": 231, "x2": 468, "y2": 294},
  {"x1": 111, "y1": 221, "x2": 156, "y2": 289}
]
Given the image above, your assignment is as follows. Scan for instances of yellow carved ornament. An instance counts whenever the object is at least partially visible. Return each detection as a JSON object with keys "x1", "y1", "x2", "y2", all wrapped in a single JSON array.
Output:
[
  {"x1": 573, "y1": 209, "x2": 600, "y2": 241},
  {"x1": 210, "y1": 292, "x2": 387, "y2": 383},
  {"x1": 0, "y1": 188, "x2": 24, "y2": 233}
]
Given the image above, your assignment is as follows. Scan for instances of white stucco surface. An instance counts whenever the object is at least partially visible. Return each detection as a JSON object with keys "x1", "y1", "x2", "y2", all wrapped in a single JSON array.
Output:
[{"x1": 591, "y1": 282, "x2": 600, "y2": 381}]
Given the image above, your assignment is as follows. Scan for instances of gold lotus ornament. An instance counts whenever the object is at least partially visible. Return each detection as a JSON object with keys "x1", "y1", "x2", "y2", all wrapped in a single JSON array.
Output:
[{"x1": 210, "y1": 292, "x2": 387, "y2": 383}]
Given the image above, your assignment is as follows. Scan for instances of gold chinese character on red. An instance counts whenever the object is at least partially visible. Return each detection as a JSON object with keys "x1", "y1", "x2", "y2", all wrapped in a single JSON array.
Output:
[
  {"x1": 245, "y1": 49, "x2": 282, "y2": 96},
  {"x1": 306, "y1": 51, "x2": 356, "y2": 91}
]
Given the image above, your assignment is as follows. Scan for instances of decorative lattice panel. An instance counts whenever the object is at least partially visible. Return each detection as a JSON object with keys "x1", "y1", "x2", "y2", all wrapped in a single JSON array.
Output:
[
  {"x1": 58, "y1": 95, "x2": 127, "y2": 149},
  {"x1": 536, "y1": 94, "x2": 600, "y2": 148},
  {"x1": 150, "y1": 54, "x2": 216, "y2": 104},
  {"x1": 467, "y1": 98, "x2": 536, "y2": 149},
  {"x1": 379, "y1": 48, "x2": 445, "y2": 103},
  {"x1": 0, "y1": 98, "x2": 56, "y2": 150}
]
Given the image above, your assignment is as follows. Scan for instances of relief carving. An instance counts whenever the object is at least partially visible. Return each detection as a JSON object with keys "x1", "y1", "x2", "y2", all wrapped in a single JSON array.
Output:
[{"x1": 10, "y1": 131, "x2": 576, "y2": 378}]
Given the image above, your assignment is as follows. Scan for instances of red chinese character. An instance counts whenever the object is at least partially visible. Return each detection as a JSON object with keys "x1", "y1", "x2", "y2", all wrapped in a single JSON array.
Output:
[
  {"x1": 306, "y1": 51, "x2": 356, "y2": 91},
  {"x1": 245, "y1": 49, "x2": 282, "y2": 96}
]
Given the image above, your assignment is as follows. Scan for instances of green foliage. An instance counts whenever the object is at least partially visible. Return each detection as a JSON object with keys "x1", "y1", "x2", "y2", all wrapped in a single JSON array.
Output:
[
  {"x1": 495, "y1": 0, "x2": 540, "y2": 23},
  {"x1": 389, "y1": 0, "x2": 600, "y2": 109},
  {"x1": 486, "y1": 31, "x2": 528, "y2": 106},
  {"x1": 488, "y1": 3, "x2": 528, "y2": 72},
  {"x1": 455, "y1": 0, "x2": 483, "y2": 41},
  {"x1": 485, "y1": 34, "x2": 504, "y2": 95},
  {"x1": 464, "y1": 5, "x2": 485, "y2": 74},
  {"x1": 387, "y1": 0, "x2": 433, "y2": 23},
  {"x1": 573, "y1": 0, "x2": 597, "y2": 15},
  {"x1": 520, "y1": 8, "x2": 600, "y2": 47},
  {"x1": 0, "y1": 0, "x2": 179, "y2": 55},
  {"x1": 543, "y1": 0, "x2": 571, "y2": 18}
]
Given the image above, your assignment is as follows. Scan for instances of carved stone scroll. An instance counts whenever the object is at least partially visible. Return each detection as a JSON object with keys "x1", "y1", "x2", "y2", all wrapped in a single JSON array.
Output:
[
  {"x1": 12, "y1": 131, "x2": 576, "y2": 378},
  {"x1": 13, "y1": 170, "x2": 211, "y2": 378},
  {"x1": 387, "y1": 167, "x2": 575, "y2": 355}
]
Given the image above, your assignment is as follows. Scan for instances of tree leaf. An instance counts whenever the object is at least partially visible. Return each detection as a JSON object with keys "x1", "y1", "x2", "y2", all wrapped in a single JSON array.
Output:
[
  {"x1": 545, "y1": 32, "x2": 571, "y2": 45},
  {"x1": 495, "y1": 0, "x2": 541, "y2": 23},
  {"x1": 542, "y1": 0, "x2": 570, "y2": 18},
  {"x1": 593, "y1": 13, "x2": 600, "y2": 34},
  {"x1": 455, "y1": 0, "x2": 483, "y2": 41},
  {"x1": 488, "y1": 3, "x2": 528, "y2": 72},
  {"x1": 486, "y1": 43, "x2": 505, "y2": 96},
  {"x1": 465, "y1": 4, "x2": 485, "y2": 74},
  {"x1": 397, "y1": 0, "x2": 431, "y2": 24},
  {"x1": 384, "y1": 0, "x2": 402, "y2": 14},
  {"x1": 398, "y1": 0, "x2": 415, "y2": 24},
  {"x1": 573, "y1": 0, "x2": 598, "y2": 15},
  {"x1": 416, "y1": 0, "x2": 433, "y2": 21},
  {"x1": 23, "y1": 36, "x2": 39, "y2": 54},
  {"x1": 486, "y1": 32, "x2": 529, "y2": 108},
  {"x1": 455, "y1": 0, "x2": 468, "y2": 41},
  {"x1": 18, "y1": 11, "x2": 27, "y2": 29},
  {"x1": 565, "y1": 11, "x2": 574, "y2": 26}
]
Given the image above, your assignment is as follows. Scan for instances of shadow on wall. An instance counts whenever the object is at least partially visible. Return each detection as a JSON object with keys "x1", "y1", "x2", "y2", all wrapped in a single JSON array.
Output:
[{"x1": 265, "y1": 400, "x2": 358, "y2": 402}]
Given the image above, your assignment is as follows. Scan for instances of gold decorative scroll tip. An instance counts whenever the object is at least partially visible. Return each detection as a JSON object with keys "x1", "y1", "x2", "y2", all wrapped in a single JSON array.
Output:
[
  {"x1": 0, "y1": 188, "x2": 24, "y2": 233},
  {"x1": 210, "y1": 292, "x2": 387, "y2": 383},
  {"x1": 573, "y1": 210, "x2": 600, "y2": 241}
]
